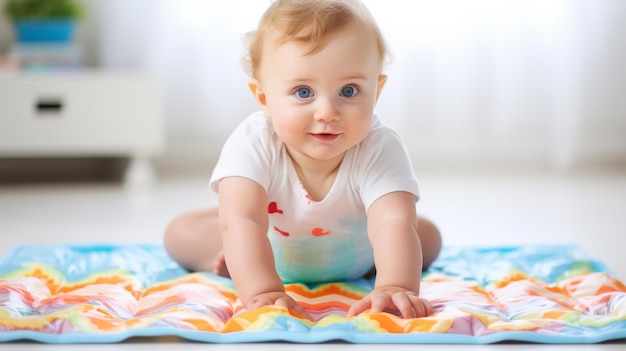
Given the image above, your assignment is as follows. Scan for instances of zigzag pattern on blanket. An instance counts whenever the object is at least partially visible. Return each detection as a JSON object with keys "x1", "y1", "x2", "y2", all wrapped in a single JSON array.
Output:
[
  {"x1": 1, "y1": 257, "x2": 625, "y2": 336},
  {"x1": 0, "y1": 245, "x2": 625, "y2": 343}
]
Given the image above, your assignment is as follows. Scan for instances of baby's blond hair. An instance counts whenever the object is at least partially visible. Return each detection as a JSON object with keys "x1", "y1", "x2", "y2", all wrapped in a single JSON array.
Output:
[{"x1": 243, "y1": 0, "x2": 388, "y2": 79}]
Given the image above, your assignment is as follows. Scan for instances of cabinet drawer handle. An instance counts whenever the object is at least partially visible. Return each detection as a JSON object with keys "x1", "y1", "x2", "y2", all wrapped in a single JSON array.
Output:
[{"x1": 35, "y1": 98, "x2": 64, "y2": 115}]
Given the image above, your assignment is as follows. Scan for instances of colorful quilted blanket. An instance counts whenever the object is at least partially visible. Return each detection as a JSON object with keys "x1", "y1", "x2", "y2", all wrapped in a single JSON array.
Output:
[{"x1": 1, "y1": 244, "x2": 625, "y2": 344}]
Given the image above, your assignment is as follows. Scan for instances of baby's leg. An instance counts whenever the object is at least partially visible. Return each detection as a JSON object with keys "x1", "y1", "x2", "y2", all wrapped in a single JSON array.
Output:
[
  {"x1": 163, "y1": 207, "x2": 227, "y2": 276},
  {"x1": 416, "y1": 215, "x2": 442, "y2": 269}
]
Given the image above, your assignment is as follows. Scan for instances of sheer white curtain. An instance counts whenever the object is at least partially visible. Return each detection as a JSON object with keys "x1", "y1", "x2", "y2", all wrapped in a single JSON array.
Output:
[{"x1": 91, "y1": 0, "x2": 626, "y2": 172}]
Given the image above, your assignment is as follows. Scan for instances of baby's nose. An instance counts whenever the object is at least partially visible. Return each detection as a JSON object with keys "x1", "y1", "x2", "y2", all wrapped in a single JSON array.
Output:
[{"x1": 314, "y1": 98, "x2": 339, "y2": 121}]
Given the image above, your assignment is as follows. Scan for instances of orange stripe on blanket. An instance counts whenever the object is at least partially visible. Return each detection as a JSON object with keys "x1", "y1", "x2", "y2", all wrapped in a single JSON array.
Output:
[
  {"x1": 222, "y1": 306, "x2": 280, "y2": 333},
  {"x1": 366, "y1": 312, "x2": 439, "y2": 333},
  {"x1": 299, "y1": 300, "x2": 351, "y2": 311},
  {"x1": 59, "y1": 276, "x2": 135, "y2": 294},
  {"x1": 286, "y1": 284, "x2": 365, "y2": 300}
]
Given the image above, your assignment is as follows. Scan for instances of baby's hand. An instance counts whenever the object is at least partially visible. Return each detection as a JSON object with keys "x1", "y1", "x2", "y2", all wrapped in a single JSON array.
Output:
[
  {"x1": 347, "y1": 286, "x2": 433, "y2": 319},
  {"x1": 247, "y1": 291, "x2": 313, "y2": 320}
]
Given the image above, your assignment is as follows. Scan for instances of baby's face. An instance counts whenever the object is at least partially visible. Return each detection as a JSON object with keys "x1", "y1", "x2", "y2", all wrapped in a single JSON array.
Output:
[{"x1": 254, "y1": 20, "x2": 386, "y2": 167}]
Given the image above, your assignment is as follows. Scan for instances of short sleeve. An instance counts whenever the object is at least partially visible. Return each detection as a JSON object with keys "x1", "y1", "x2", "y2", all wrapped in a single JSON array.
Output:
[
  {"x1": 209, "y1": 112, "x2": 273, "y2": 193},
  {"x1": 355, "y1": 125, "x2": 420, "y2": 211}
]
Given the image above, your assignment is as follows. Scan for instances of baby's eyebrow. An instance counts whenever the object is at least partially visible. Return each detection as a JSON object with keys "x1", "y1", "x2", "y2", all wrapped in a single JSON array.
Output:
[
  {"x1": 341, "y1": 75, "x2": 368, "y2": 81},
  {"x1": 283, "y1": 75, "x2": 369, "y2": 86},
  {"x1": 286, "y1": 78, "x2": 315, "y2": 85}
]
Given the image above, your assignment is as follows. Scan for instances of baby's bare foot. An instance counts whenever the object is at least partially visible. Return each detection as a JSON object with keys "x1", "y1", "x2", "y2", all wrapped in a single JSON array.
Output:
[{"x1": 212, "y1": 251, "x2": 230, "y2": 278}]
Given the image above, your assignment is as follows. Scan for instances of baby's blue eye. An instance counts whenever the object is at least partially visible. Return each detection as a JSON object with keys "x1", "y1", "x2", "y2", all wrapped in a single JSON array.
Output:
[
  {"x1": 295, "y1": 87, "x2": 313, "y2": 99},
  {"x1": 340, "y1": 85, "x2": 358, "y2": 97}
]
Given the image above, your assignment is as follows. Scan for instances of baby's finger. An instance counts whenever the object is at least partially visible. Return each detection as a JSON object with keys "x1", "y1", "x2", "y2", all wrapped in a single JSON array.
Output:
[
  {"x1": 276, "y1": 296, "x2": 313, "y2": 320},
  {"x1": 347, "y1": 297, "x2": 371, "y2": 317},
  {"x1": 392, "y1": 293, "x2": 416, "y2": 319},
  {"x1": 274, "y1": 296, "x2": 290, "y2": 308},
  {"x1": 421, "y1": 298, "x2": 434, "y2": 317},
  {"x1": 369, "y1": 293, "x2": 392, "y2": 314},
  {"x1": 290, "y1": 303, "x2": 314, "y2": 321},
  {"x1": 410, "y1": 296, "x2": 434, "y2": 318},
  {"x1": 249, "y1": 297, "x2": 272, "y2": 310}
]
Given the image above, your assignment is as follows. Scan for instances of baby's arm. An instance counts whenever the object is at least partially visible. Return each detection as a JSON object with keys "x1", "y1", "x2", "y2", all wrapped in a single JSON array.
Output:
[
  {"x1": 218, "y1": 177, "x2": 311, "y2": 319},
  {"x1": 347, "y1": 191, "x2": 433, "y2": 319}
]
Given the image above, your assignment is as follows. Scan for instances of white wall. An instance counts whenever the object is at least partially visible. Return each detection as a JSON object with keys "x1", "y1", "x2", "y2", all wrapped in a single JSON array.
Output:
[{"x1": 2, "y1": 0, "x2": 625, "y2": 176}]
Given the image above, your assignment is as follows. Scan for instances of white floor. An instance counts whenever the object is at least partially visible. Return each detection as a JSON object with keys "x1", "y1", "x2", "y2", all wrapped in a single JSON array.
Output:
[{"x1": 1, "y1": 170, "x2": 625, "y2": 350}]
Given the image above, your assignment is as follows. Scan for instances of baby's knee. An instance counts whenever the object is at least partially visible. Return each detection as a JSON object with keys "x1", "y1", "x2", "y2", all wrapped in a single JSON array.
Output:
[
  {"x1": 163, "y1": 213, "x2": 194, "y2": 253},
  {"x1": 417, "y1": 218, "x2": 442, "y2": 269},
  {"x1": 163, "y1": 209, "x2": 223, "y2": 272}
]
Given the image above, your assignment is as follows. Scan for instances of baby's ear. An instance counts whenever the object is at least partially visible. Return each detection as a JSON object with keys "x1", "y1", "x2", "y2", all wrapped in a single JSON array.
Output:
[
  {"x1": 249, "y1": 79, "x2": 270, "y2": 117},
  {"x1": 376, "y1": 74, "x2": 388, "y2": 101}
]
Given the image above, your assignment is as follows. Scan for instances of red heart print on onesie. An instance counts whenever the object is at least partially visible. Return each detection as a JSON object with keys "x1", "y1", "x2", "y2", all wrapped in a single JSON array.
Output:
[{"x1": 268, "y1": 202, "x2": 284, "y2": 214}]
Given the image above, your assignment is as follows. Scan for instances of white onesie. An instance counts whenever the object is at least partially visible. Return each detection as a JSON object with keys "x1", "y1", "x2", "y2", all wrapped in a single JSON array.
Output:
[{"x1": 210, "y1": 111, "x2": 419, "y2": 283}]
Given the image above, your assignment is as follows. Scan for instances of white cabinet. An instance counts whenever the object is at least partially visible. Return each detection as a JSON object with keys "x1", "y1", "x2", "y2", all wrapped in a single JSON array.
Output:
[{"x1": 0, "y1": 71, "x2": 165, "y2": 184}]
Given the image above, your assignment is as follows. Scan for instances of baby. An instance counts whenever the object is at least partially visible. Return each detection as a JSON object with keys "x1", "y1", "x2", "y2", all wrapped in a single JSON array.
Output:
[{"x1": 164, "y1": 0, "x2": 442, "y2": 320}]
